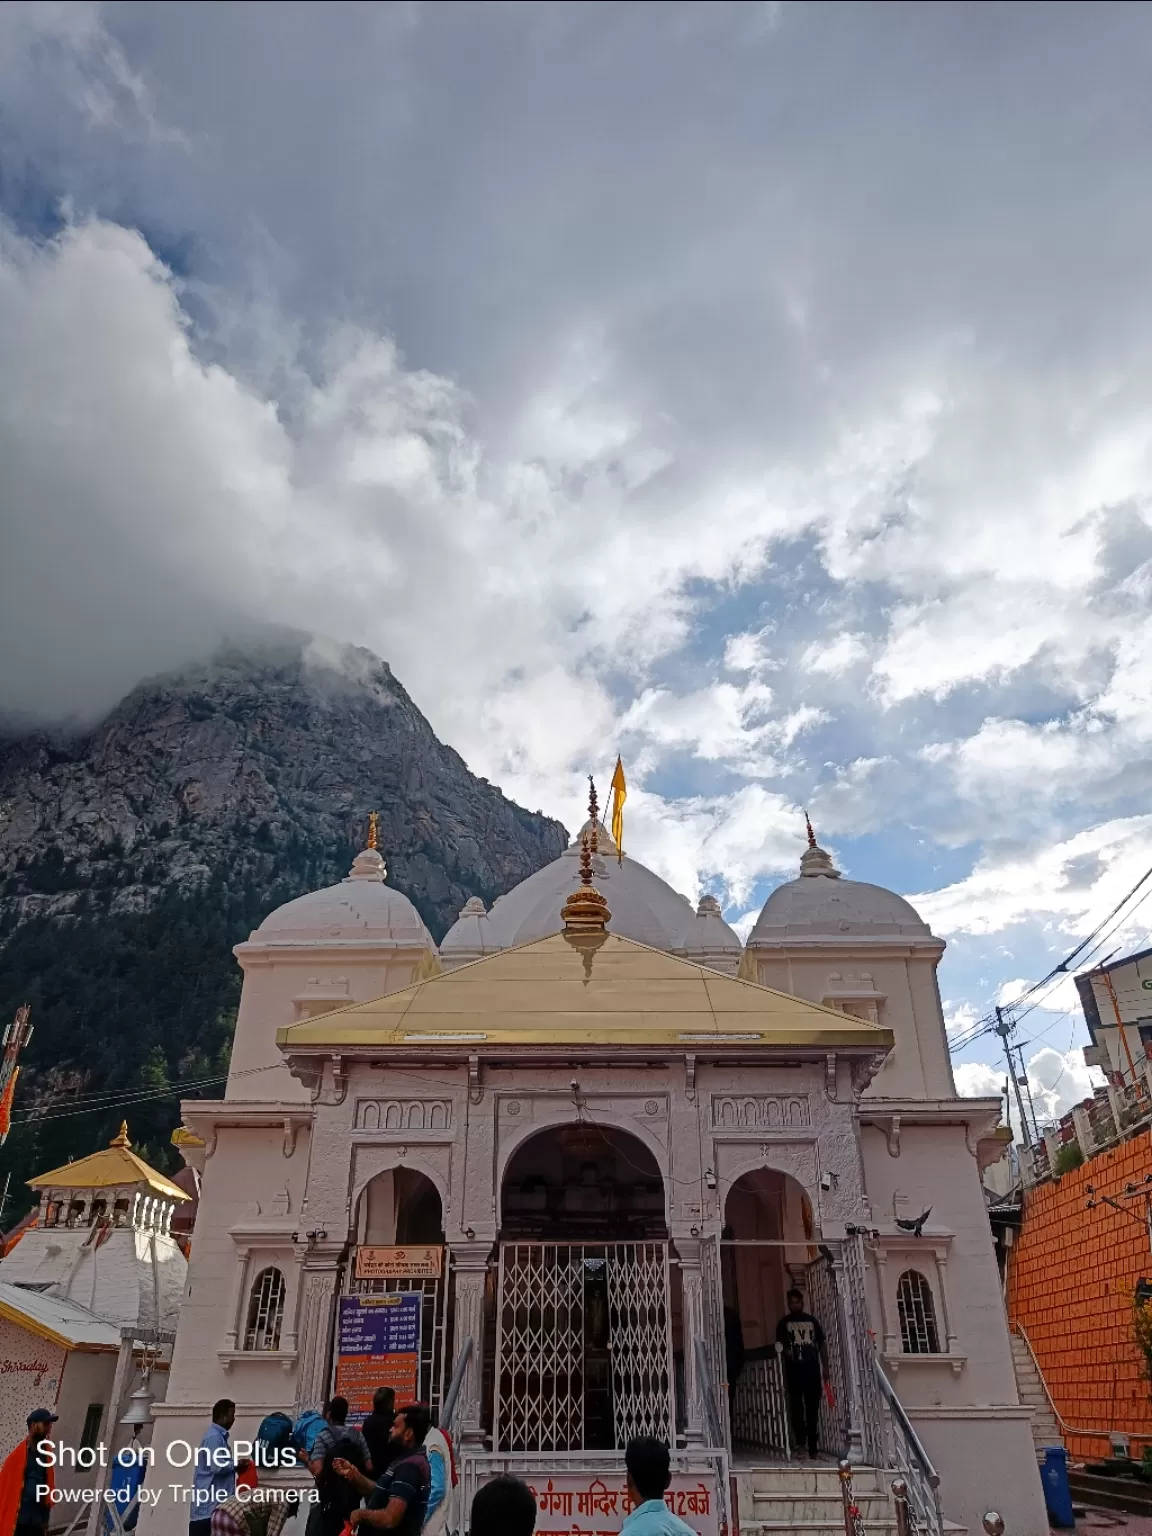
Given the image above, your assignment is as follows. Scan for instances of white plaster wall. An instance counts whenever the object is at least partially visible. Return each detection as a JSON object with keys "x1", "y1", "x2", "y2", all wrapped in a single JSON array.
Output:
[
  {"x1": 750, "y1": 950, "x2": 954, "y2": 1099},
  {"x1": 1, "y1": 1228, "x2": 188, "y2": 1336},
  {"x1": 163, "y1": 1123, "x2": 311, "y2": 1412},
  {"x1": 54, "y1": 1350, "x2": 119, "y2": 1496},
  {"x1": 912, "y1": 1411, "x2": 1048, "y2": 1536},
  {"x1": 0, "y1": 1315, "x2": 65, "y2": 1446},
  {"x1": 227, "y1": 947, "x2": 434, "y2": 1101}
]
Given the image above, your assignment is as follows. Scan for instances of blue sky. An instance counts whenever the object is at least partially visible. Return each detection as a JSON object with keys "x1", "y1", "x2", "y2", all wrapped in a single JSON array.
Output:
[{"x1": 3, "y1": 0, "x2": 1152, "y2": 1118}]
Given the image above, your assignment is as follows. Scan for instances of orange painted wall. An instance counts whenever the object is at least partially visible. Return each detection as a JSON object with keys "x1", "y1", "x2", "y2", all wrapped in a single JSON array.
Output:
[{"x1": 1008, "y1": 1126, "x2": 1152, "y2": 1458}]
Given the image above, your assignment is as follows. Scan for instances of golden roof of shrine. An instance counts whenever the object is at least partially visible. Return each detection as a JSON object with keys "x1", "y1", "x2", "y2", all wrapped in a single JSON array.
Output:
[{"x1": 276, "y1": 930, "x2": 892, "y2": 1051}]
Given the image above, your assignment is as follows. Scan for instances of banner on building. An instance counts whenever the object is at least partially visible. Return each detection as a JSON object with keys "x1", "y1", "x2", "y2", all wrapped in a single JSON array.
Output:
[
  {"x1": 355, "y1": 1244, "x2": 443, "y2": 1280},
  {"x1": 335, "y1": 1293, "x2": 422, "y2": 1415},
  {"x1": 524, "y1": 1474, "x2": 719, "y2": 1536}
]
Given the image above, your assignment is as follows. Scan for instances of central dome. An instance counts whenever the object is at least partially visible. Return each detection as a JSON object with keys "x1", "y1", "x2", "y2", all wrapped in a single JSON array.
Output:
[{"x1": 440, "y1": 820, "x2": 743, "y2": 974}]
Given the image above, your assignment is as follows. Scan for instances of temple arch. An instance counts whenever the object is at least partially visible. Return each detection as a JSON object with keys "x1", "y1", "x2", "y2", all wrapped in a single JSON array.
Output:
[
  {"x1": 498, "y1": 1119, "x2": 667, "y2": 1238},
  {"x1": 355, "y1": 1165, "x2": 445, "y2": 1247}
]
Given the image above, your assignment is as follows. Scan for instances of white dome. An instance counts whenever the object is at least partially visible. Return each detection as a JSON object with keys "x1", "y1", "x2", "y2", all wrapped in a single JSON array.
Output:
[
  {"x1": 440, "y1": 820, "x2": 743, "y2": 972},
  {"x1": 747, "y1": 839, "x2": 931, "y2": 944},
  {"x1": 253, "y1": 847, "x2": 434, "y2": 947}
]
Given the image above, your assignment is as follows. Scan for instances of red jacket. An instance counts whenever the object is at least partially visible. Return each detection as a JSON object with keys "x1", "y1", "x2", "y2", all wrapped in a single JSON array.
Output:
[{"x1": 0, "y1": 1438, "x2": 54, "y2": 1536}]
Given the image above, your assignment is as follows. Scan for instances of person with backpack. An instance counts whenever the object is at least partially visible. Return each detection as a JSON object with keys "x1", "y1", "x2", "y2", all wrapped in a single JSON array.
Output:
[
  {"x1": 304, "y1": 1399, "x2": 370, "y2": 1536},
  {"x1": 332, "y1": 1405, "x2": 430, "y2": 1536}
]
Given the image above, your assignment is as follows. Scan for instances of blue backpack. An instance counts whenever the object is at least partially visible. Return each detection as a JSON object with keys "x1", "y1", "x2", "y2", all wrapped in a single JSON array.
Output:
[
  {"x1": 291, "y1": 1410, "x2": 327, "y2": 1458},
  {"x1": 256, "y1": 1412, "x2": 293, "y2": 1458}
]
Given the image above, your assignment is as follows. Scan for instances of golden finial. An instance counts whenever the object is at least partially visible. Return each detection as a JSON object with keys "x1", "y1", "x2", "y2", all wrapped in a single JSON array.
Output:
[
  {"x1": 110, "y1": 1121, "x2": 130, "y2": 1149},
  {"x1": 367, "y1": 811, "x2": 379, "y2": 851},
  {"x1": 587, "y1": 776, "x2": 599, "y2": 855},
  {"x1": 805, "y1": 810, "x2": 817, "y2": 849},
  {"x1": 579, "y1": 830, "x2": 594, "y2": 887}
]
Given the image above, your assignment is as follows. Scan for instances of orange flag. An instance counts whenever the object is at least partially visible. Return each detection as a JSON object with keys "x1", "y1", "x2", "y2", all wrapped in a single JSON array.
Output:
[
  {"x1": 610, "y1": 756, "x2": 627, "y2": 860},
  {"x1": 0, "y1": 1066, "x2": 19, "y2": 1143}
]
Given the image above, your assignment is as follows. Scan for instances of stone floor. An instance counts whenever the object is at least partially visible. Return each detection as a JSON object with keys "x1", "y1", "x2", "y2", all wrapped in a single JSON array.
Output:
[{"x1": 1070, "y1": 1510, "x2": 1152, "y2": 1534}]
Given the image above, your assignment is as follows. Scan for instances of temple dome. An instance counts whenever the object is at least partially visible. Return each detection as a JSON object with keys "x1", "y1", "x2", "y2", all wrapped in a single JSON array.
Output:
[
  {"x1": 252, "y1": 845, "x2": 434, "y2": 946},
  {"x1": 747, "y1": 838, "x2": 932, "y2": 943},
  {"x1": 440, "y1": 820, "x2": 743, "y2": 973}
]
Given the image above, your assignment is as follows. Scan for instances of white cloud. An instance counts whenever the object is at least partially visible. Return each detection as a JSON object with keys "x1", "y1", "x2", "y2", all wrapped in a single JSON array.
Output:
[
  {"x1": 911, "y1": 815, "x2": 1152, "y2": 942},
  {"x1": 956, "y1": 1046, "x2": 1103, "y2": 1129}
]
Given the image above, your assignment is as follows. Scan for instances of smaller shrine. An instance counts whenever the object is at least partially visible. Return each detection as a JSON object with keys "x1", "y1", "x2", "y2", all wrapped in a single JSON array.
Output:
[{"x1": 0, "y1": 1123, "x2": 188, "y2": 1478}]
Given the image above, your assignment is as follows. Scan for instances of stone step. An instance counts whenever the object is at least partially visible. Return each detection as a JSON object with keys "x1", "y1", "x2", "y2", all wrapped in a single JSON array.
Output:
[
  {"x1": 741, "y1": 1522, "x2": 898, "y2": 1536},
  {"x1": 741, "y1": 1467, "x2": 888, "y2": 1494},
  {"x1": 750, "y1": 1496, "x2": 895, "y2": 1521}
]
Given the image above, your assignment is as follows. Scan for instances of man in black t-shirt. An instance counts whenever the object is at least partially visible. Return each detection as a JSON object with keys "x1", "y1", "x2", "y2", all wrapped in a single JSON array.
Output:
[
  {"x1": 334, "y1": 1405, "x2": 430, "y2": 1536},
  {"x1": 775, "y1": 1288, "x2": 826, "y2": 1459}
]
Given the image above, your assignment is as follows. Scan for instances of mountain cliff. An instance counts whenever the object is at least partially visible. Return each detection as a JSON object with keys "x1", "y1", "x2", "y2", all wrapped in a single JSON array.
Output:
[{"x1": 0, "y1": 638, "x2": 568, "y2": 1214}]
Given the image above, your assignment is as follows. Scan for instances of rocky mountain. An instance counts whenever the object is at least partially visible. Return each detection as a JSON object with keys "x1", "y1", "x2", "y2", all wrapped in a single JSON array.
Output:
[{"x1": 0, "y1": 637, "x2": 568, "y2": 1216}]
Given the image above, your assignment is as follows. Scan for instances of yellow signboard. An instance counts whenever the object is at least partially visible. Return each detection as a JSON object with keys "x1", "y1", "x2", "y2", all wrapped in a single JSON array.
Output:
[{"x1": 355, "y1": 1244, "x2": 443, "y2": 1280}]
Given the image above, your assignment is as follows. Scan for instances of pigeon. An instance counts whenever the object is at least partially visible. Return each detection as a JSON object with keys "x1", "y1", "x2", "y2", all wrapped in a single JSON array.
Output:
[{"x1": 895, "y1": 1208, "x2": 931, "y2": 1236}]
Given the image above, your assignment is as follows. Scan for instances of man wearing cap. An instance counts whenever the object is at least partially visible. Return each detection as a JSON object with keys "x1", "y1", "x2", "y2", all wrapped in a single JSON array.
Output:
[{"x1": 0, "y1": 1408, "x2": 58, "y2": 1536}]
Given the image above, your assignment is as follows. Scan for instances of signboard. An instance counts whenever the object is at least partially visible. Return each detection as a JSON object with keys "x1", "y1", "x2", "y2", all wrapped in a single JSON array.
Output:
[
  {"x1": 523, "y1": 1474, "x2": 719, "y2": 1536},
  {"x1": 335, "y1": 1293, "x2": 422, "y2": 1416},
  {"x1": 355, "y1": 1244, "x2": 443, "y2": 1280}
]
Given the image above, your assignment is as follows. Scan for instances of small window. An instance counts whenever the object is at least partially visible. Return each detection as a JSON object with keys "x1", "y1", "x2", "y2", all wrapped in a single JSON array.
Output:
[
  {"x1": 897, "y1": 1269, "x2": 941, "y2": 1354},
  {"x1": 80, "y1": 1404, "x2": 104, "y2": 1451},
  {"x1": 244, "y1": 1267, "x2": 286, "y2": 1352},
  {"x1": 113, "y1": 1199, "x2": 130, "y2": 1226}
]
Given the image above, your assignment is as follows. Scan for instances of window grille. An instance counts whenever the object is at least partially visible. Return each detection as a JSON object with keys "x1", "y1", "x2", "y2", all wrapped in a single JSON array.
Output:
[
  {"x1": 244, "y1": 1267, "x2": 286, "y2": 1351},
  {"x1": 896, "y1": 1269, "x2": 940, "y2": 1354}
]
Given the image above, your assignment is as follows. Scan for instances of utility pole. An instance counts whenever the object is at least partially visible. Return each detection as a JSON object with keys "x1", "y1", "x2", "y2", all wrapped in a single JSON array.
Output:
[{"x1": 995, "y1": 1006, "x2": 1039, "y2": 1148}]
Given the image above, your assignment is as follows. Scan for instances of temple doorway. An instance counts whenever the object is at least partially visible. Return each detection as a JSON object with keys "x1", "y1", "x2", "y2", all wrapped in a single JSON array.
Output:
[
  {"x1": 721, "y1": 1168, "x2": 849, "y2": 1461},
  {"x1": 493, "y1": 1122, "x2": 671, "y2": 1452},
  {"x1": 349, "y1": 1167, "x2": 450, "y2": 1414}
]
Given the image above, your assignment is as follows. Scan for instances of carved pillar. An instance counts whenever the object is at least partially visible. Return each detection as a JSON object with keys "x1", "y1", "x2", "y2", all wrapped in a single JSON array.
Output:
[
  {"x1": 829, "y1": 1247, "x2": 867, "y2": 1463},
  {"x1": 449, "y1": 1242, "x2": 491, "y2": 1447},
  {"x1": 225, "y1": 1249, "x2": 251, "y2": 1352},
  {"x1": 676, "y1": 1238, "x2": 708, "y2": 1445},
  {"x1": 294, "y1": 1260, "x2": 341, "y2": 1415},
  {"x1": 873, "y1": 1250, "x2": 896, "y2": 1354},
  {"x1": 933, "y1": 1250, "x2": 958, "y2": 1354}
]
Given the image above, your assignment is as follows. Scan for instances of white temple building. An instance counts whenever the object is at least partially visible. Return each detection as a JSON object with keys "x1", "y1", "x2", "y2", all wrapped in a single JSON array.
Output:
[{"x1": 150, "y1": 801, "x2": 1046, "y2": 1536}]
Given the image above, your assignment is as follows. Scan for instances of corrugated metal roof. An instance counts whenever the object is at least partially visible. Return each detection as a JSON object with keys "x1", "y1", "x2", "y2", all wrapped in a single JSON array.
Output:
[{"x1": 0, "y1": 1281, "x2": 122, "y2": 1351}]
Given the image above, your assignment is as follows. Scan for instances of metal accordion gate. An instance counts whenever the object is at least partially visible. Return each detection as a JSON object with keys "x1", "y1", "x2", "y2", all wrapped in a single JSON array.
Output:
[{"x1": 494, "y1": 1241, "x2": 674, "y2": 1452}]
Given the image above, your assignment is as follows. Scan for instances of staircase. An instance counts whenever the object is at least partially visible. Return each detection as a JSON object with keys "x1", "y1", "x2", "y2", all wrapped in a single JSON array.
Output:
[
  {"x1": 1009, "y1": 1329, "x2": 1064, "y2": 1452},
  {"x1": 734, "y1": 1463, "x2": 898, "y2": 1536}
]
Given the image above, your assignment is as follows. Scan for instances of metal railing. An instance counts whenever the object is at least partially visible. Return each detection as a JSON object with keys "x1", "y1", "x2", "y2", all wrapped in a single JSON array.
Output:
[
  {"x1": 874, "y1": 1357, "x2": 943, "y2": 1536},
  {"x1": 693, "y1": 1334, "x2": 726, "y2": 1450},
  {"x1": 440, "y1": 1335, "x2": 474, "y2": 1433},
  {"x1": 730, "y1": 1350, "x2": 792, "y2": 1460}
]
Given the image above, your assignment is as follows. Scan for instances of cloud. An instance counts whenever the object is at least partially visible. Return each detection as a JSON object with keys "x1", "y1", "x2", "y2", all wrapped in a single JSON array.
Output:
[
  {"x1": 956, "y1": 1046, "x2": 1103, "y2": 1128},
  {"x1": 7, "y1": 1, "x2": 1152, "y2": 1043}
]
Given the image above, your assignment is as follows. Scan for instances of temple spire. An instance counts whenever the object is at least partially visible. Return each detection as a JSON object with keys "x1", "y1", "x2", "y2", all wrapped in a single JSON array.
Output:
[
  {"x1": 111, "y1": 1121, "x2": 130, "y2": 1149},
  {"x1": 367, "y1": 810, "x2": 379, "y2": 850},
  {"x1": 805, "y1": 810, "x2": 817, "y2": 849}
]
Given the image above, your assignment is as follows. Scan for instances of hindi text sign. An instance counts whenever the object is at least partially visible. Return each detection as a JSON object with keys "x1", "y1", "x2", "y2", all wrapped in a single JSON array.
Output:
[
  {"x1": 355, "y1": 1245, "x2": 443, "y2": 1280},
  {"x1": 335, "y1": 1293, "x2": 422, "y2": 1416},
  {"x1": 520, "y1": 1473, "x2": 719, "y2": 1536}
]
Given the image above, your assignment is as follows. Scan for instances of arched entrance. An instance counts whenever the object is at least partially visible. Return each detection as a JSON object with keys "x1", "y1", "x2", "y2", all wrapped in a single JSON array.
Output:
[
  {"x1": 721, "y1": 1167, "x2": 848, "y2": 1461},
  {"x1": 493, "y1": 1122, "x2": 672, "y2": 1452},
  {"x1": 347, "y1": 1167, "x2": 449, "y2": 1415}
]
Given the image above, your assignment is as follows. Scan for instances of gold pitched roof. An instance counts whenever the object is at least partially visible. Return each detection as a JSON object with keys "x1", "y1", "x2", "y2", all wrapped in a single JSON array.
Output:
[
  {"x1": 277, "y1": 931, "x2": 893, "y2": 1050},
  {"x1": 28, "y1": 1122, "x2": 189, "y2": 1200}
]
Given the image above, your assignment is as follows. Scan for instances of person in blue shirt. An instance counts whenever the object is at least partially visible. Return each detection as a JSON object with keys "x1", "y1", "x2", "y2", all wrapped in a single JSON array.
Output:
[
  {"x1": 189, "y1": 1399, "x2": 247, "y2": 1536},
  {"x1": 621, "y1": 1440, "x2": 695, "y2": 1536}
]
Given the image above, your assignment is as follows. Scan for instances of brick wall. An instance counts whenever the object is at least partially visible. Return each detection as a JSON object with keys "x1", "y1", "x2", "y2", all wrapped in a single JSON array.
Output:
[{"x1": 1008, "y1": 1126, "x2": 1152, "y2": 1458}]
